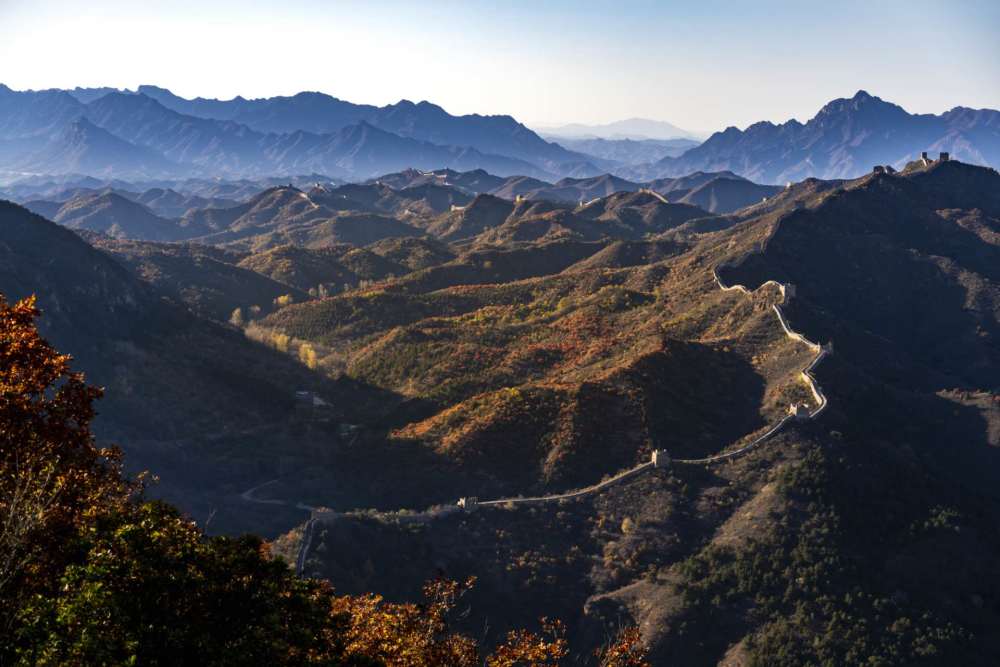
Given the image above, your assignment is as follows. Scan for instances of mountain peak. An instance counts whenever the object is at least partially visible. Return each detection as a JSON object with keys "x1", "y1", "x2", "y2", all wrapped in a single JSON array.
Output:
[
  {"x1": 816, "y1": 90, "x2": 897, "y2": 117},
  {"x1": 137, "y1": 84, "x2": 172, "y2": 95}
]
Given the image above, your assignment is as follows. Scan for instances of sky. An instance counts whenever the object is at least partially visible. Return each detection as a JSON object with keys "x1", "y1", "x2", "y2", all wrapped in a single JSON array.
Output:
[{"x1": 1, "y1": 0, "x2": 997, "y2": 134}]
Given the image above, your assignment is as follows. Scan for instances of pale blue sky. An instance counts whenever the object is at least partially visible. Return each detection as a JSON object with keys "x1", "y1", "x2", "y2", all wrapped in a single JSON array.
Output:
[{"x1": 1, "y1": 0, "x2": 997, "y2": 133}]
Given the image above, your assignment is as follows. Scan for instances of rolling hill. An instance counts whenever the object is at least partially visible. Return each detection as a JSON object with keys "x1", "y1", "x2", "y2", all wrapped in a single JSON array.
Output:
[{"x1": 26, "y1": 190, "x2": 183, "y2": 240}]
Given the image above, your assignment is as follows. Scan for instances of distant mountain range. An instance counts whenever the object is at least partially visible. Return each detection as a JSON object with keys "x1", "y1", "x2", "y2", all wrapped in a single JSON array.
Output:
[
  {"x1": 0, "y1": 85, "x2": 602, "y2": 181},
  {"x1": 629, "y1": 91, "x2": 1000, "y2": 183},
  {"x1": 542, "y1": 137, "x2": 700, "y2": 165},
  {"x1": 1, "y1": 86, "x2": 997, "y2": 185},
  {"x1": 537, "y1": 117, "x2": 702, "y2": 141}
]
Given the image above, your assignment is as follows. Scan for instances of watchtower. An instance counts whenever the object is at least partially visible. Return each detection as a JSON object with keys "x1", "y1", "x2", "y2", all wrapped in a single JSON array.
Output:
[
  {"x1": 457, "y1": 497, "x2": 479, "y2": 510},
  {"x1": 939, "y1": 152, "x2": 950, "y2": 162},
  {"x1": 788, "y1": 403, "x2": 810, "y2": 420},
  {"x1": 651, "y1": 449, "x2": 671, "y2": 468}
]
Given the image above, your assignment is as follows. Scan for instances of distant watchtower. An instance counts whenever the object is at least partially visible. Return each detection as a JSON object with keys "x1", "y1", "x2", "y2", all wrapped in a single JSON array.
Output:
[
  {"x1": 458, "y1": 497, "x2": 478, "y2": 510},
  {"x1": 939, "y1": 152, "x2": 950, "y2": 162},
  {"x1": 788, "y1": 404, "x2": 810, "y2": 420},
  {"x1": 651, "y1": 449, "x2": 671, "y2": 468}
]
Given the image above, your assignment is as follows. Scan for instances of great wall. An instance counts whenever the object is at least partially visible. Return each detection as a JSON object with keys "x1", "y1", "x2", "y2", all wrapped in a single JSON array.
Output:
[{"x1": 292, "y1": 230, "x2": 832, "y2": 574}]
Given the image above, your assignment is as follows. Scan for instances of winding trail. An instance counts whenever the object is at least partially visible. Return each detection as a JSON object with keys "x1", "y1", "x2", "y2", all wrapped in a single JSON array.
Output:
[{"x1": 294, "y1": 240, "x2": 831, "y2": 573}]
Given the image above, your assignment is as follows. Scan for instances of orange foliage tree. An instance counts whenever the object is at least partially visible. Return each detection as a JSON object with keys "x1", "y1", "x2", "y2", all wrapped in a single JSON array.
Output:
[{"x1": 0, "y1": 295, "x2": 131, "y2": 600}]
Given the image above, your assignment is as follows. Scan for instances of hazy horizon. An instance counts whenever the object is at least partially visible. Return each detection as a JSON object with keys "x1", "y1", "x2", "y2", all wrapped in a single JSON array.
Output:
[{"x1": 2, "y1": 0, "x2": 998, "y2": 134}]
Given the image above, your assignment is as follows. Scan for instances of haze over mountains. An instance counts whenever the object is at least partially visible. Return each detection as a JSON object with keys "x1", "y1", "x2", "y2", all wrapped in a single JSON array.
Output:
[
  {"x1": 537, "y1": 117, "x2": 703, "y2": 141},
  {"x1": 631, "y1": 91, "x2": 1000, "y2": 183},
  {"x1": 0, "y1": 85, "x2": 594, "y2": 181},
  {"x1": 1, "y1": 86, "x2": 997, "y2": 185}
]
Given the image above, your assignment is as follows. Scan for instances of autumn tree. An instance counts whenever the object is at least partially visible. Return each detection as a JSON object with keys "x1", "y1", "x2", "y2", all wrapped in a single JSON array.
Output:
[
  {"x1": 332, "y1": 578, "x2": 479, "y2": 667},
  {"x1": 486, "y1": 619, "x2": 568, "y2": 667},
  {"x1": 0, "y1": 295, "x2": 351, "y2": 664},
  {"x1": 299, "y1": 342, "x2": 319, "y2": 369},
  {"x1": 595, "y1": 628, "x2": 650, "y2": 667},
  {"x1": 0, "y1": 296, "x2": 130, "y2": 607}
]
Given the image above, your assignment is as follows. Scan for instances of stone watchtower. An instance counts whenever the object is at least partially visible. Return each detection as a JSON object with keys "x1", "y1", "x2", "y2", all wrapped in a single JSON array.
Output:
[
  {"x1": 651, "y1": 449, "x2": 671, "y2": 468},
  {"x1": 788, "y1": 404, "x2": 811, "y2": 420},
  {"x1": 457, "y1": 497, "x2": 478, "y2": 510}
]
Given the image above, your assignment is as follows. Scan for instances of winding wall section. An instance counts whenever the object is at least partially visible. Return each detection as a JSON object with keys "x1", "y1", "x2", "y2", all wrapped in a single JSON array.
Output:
[
  {"x1": 295, "y1": 243, "x2": 831, "y2": 572},
  {"x1": 449, "y1": 261, "x2": 831, "y2": 504}
]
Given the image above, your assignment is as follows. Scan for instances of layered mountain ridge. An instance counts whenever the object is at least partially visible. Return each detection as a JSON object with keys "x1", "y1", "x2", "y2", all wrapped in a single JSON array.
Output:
[
  {"x1": 3, "y1": 87, "x2": 997, "y2": 185},
  {"x1": 636, "y1": 91, "x2": 1000, "y2": 183},
  {"x1": 0, "y1": 86, "x2": 593, "y2": 180}
]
